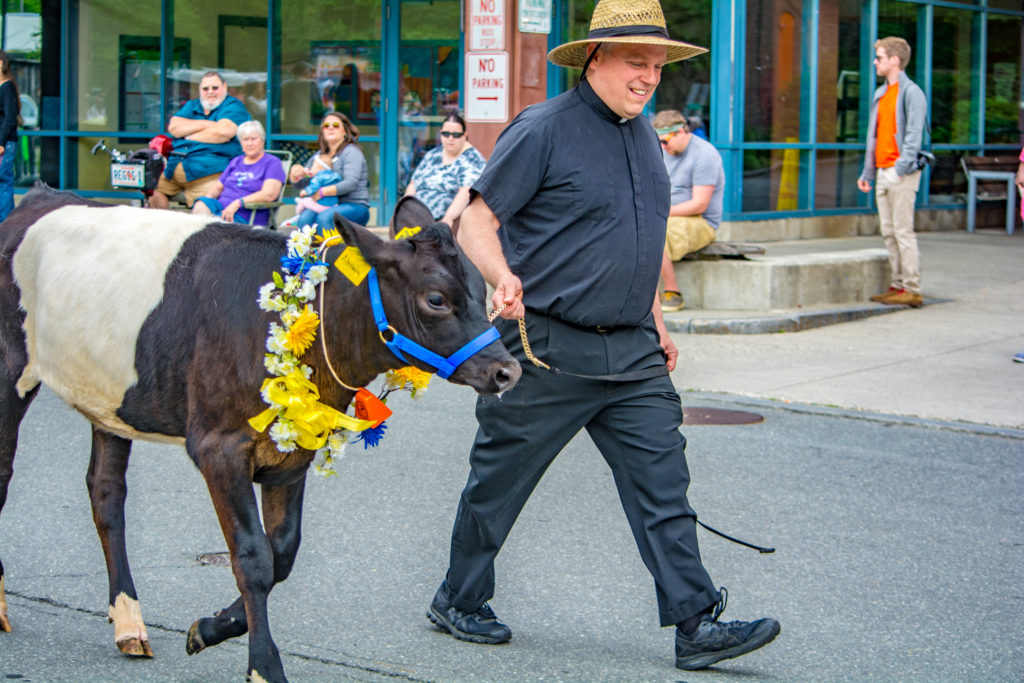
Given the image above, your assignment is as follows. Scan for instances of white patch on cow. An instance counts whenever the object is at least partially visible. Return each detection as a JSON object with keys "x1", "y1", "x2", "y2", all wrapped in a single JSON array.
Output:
[{"x1": 12, "y1": 205, "x2": 211, "y2": 442}]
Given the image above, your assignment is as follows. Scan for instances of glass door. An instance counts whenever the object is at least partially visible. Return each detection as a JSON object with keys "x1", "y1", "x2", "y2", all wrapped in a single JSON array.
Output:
[{"x1": 397, "y1": 0, "x2": 462, "y2": 195}]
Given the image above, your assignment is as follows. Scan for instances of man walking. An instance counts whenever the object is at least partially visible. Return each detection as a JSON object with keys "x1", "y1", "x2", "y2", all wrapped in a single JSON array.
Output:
[
  {"x1": 426, "y1": 0, "x2": 780, "y2": 672},
  {"x1": 858, "y1": 36, "x2": 928, "y2": 307}
]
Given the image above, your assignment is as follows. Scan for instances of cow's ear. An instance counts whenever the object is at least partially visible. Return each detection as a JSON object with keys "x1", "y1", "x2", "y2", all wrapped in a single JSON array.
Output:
[
  {"x1": 332, "y1": 213, "x2": 398, "y2": 268},
  {"x1": 389, "y1": 196, "x2": 434, "y2": 239}
]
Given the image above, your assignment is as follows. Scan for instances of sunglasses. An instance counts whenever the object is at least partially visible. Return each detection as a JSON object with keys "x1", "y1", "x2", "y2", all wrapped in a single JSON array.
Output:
[
  {"x1": 440, "y1": 131, "x2": 465, "y2": 139},
  {"x1": 200, "y1": 86, "x2": 222, "y2": 92},
  {"x1": 322, "y1": 121, "x2": 343, "y2": 128},
  {"x1": 657, "y1": 126, "x2": 683, "y2": 145}
]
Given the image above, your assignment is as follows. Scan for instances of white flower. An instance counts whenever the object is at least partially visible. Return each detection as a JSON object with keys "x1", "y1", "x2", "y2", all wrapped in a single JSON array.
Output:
[
  {"x1": 267, "y1": 323, "x2": 289, "y2": 355},
  {"x1": 297, "y1": 279, "x2": 317, "y2": 302},
  {"x1": 287, "y1": 228, "x2": 313, "y2": 256},
  {"x1": 258, "y1": 284, "x2": 287, "y2": 312},
  {"x1": 307, "y1": 265, "x2": 329, "y2": 285},
  {"x1": 283, "y1": 275, "x2": 302, "y2": 295},
  {"x1": 269, "y1": 420, "x2": 298, "y2": 452},
  {"x1": 260, "y1": 385, "x2": 277, "y2": 406},
  {"x1": 326, "y1": 431, "x2": 347, "y2": 456},
  {"x1": 301, "y1": 363, "x2": 313, "y2": 379},
  {"x1": 281, "y1": 308, "x2": 300, "y2": 327}
]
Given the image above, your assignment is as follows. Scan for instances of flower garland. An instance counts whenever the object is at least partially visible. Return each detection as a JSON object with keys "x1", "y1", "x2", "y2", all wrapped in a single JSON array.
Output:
[{"x1": 248, "y1": 225, "x2": 431, "y2": 476}]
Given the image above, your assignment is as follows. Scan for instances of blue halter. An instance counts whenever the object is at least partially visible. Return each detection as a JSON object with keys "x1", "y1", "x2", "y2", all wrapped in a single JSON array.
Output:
[{"x1": 367, "y1": 268, "x2": 500, "y2": 380}]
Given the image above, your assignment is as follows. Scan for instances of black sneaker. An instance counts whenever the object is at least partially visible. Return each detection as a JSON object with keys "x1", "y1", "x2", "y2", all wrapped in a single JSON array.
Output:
[
  {"x1": 427, "y1": 583, "x2": 511, "y2": 644},
  {"x1": 675, "y1": 588, "x2": 780, "y2": 670}
]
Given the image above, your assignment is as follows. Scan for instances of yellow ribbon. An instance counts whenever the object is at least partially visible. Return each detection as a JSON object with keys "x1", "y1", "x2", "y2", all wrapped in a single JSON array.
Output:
[{"x1": 248, "y1": 371, "x2": 375, "y2": 451}]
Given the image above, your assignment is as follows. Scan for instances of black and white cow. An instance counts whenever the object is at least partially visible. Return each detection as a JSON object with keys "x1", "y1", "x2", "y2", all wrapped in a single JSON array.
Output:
[{"x1": 0, "y1": 186, "x2": 520, "y2": 682}]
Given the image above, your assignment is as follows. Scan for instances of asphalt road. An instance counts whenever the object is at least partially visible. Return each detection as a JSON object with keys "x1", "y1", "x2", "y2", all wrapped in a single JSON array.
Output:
[{"x1": 0, "y1": 379, "x2": 1021, "y2": 682}]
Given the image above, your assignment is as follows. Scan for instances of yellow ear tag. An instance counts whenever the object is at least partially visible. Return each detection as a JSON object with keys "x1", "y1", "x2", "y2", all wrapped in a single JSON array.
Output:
[
  {"x1": 394, "y1": 226, "x2": 421, "y2": 240},
  {"x1": 334, "y1": 246, "x2": 371, "y2": 286}
]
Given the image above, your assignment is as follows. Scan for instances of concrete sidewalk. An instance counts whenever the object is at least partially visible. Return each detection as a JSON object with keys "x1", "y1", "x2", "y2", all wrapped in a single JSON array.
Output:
[{"x1": 664, "y1": 228, "x2": 1024, "y2": 429}]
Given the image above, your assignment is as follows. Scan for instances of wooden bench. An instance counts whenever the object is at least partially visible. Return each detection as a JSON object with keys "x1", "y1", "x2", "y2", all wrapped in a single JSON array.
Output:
[{"x1": 960, "y1": 155, "x2": 1019, "y2": 234}]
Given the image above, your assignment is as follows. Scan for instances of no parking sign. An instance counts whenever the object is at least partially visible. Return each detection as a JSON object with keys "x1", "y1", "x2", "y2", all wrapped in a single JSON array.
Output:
[{"x1": 465, "y1": 52, "x2": 509, "y2": 123}]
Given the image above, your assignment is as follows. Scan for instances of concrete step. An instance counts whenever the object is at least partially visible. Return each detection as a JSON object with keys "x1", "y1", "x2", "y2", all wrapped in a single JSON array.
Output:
[{"x1": 673, "y1": 245, "x2": 890, "y2": 311}]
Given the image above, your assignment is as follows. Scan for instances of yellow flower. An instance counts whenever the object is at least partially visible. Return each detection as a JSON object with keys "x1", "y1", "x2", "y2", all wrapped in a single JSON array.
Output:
[
  {"x1": 315, "y1": 227, "x2": 342, "y2": 245},
  {"x1": 387, "y1": 366, "x2": 432, "y2": 393},
  {"x1": 284, "y1": 306, "x2": 319, "y2": 355}
]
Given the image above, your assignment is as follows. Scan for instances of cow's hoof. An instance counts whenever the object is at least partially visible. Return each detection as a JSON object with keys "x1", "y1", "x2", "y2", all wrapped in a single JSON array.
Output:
[
  {"x1": 117, "y1": 635, "x2": 154, "y2": 657},
  {"x1": 0, "y1": 613, "x2": 11, "y2": 632},
  {"x1": 186, "y1": 620, "x2": 206, "y2": 655}
]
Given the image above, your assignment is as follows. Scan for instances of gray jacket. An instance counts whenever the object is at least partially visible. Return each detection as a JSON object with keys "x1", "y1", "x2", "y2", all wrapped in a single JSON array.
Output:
[
  {"x1": 307, "y1": 144, "x2": 370, "y2": 205},
  {"x1": 859, "y1": 70, "x2": 928, "y2": 182}
]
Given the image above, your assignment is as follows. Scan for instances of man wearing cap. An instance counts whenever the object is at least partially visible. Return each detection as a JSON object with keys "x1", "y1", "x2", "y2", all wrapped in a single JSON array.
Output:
[
  {"x1": 426, "y1": 0, "x2": 779, "y2": 672},
  {"x1": 653, "y1": 109, "x2": 725, "y2": 312}
]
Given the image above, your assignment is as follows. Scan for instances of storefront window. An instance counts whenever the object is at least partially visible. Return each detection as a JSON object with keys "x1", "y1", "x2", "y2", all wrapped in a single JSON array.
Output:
[
  {"x1": 745, "y1": 0, "x2": 804, "y2": 144},
  {"x1": 815, "y1": 150, "x2": 865, "y2": 209},
  {"x1": 742, "y1": 148, "x2": 809, "y2": 212},
  {"x1": 818, "y1": 0, "x2": 863, "y2": 144},
  {"x1": 74, "y1": 0, "x2": 162, "y2": 132},
  {"x1": 279, "y1": 1, "x2": 381, "y2": 138},
  {"x1": 278, "y1": 0, "x2": 382, "y2": 204},
  {"x1": 931, "y1": 6, "x2": 978, "y2": 145},
  {"x1": 399, "y1": 0, "x2": 460, "y2": 192},
  {"x1": 984, "y1": 13, "x2": 1023, "y2": 144},
  {"x1": 656, "y1": 0, "x2": 711, "y2": 135}
]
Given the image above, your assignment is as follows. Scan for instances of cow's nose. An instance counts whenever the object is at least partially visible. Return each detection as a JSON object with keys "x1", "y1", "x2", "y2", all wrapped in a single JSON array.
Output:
[{"x1": 493, "y1": 360, "x2": 522, "y2": 394}]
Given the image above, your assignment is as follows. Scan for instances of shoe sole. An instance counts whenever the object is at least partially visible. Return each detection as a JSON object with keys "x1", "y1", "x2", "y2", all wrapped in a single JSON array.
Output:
[
  {"x1": 675, "y1": 620, "x2": 781, "y2": 671},
  {"x1": 427, "y1": 605, "x2": 511, "y2": 644}
]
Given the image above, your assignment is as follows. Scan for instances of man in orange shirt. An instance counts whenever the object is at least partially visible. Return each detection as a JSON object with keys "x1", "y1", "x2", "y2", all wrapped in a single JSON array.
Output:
[{"x1": 857, "y1": 36, "x2": 928, "y2": 307}]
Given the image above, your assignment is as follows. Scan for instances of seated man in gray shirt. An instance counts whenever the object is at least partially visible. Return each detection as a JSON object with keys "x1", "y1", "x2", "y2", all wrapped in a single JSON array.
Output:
[{"x1": 653, "y1": 109, "x2": 725, "y2": 312}]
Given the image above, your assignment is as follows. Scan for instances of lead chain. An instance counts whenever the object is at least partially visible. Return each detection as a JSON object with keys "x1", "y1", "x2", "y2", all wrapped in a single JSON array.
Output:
[{"x1": 488, "y1": 303, "x2": 551, "y2": 371}]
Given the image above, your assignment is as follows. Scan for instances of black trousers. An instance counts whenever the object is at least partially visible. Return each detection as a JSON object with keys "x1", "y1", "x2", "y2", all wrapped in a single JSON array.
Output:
[{"x1": 443, "y1": 315, "x2": 720, "y2": 627}]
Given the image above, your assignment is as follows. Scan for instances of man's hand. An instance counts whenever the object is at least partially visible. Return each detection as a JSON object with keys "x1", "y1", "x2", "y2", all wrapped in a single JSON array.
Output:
[
  {"x1": 652, "y1": 294, "x2": 678, "y2": 372},
  {"x1": 493, "y1": 272, "x2": 525, "y2": 320},
  {"x1": 857, "y1": 178, "x2": 872, "y2": 193}
]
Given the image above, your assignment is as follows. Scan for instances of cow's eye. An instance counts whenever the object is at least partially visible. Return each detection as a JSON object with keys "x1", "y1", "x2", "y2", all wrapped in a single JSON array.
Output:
[{"x1": 426, "y1": 292, "x2": 447, "y2": 310}]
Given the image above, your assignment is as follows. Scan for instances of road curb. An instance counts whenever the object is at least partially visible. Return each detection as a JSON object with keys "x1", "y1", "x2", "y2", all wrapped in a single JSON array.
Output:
[{"x1": 664, "y1": 298, "x2": 953, "y2": 334}]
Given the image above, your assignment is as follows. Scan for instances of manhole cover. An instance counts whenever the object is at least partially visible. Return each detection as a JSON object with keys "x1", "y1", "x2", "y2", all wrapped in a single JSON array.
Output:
[
  {"x1": 197, "y1": 552, "x2": 232, "y2": 567},
  {"x1": 683, "y1": 407, "x2": 763, "y2": 425}
]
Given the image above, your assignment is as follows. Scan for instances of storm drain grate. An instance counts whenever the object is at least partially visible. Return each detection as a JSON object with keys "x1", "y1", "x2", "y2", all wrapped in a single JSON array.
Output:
[
  {"x1": 197, "y1": 552, "x2": 232, "y2": 567},
  {"x1": 683, "y1": 407, "x2": 764, "y2": 425}
]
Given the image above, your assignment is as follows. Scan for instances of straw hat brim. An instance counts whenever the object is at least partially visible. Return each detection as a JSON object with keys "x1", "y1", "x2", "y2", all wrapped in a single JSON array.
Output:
[{"x1": 548, "y1": 36, "x2": 707, "y2": 69}]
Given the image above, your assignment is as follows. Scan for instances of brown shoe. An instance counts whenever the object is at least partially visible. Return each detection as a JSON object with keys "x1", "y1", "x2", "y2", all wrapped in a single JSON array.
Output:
[
  {"x1": 884, "y1": 290, "x2": 923, "y2": 307},
  {"x1": 870, "y1": 287, "x2": 899, "y2": 302}
]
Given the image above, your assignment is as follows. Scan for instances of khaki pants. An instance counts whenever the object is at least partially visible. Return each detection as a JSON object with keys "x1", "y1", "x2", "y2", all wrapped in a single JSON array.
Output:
[
  {"x1": 875, "y1": 166, "x2": 921, "y2": 294},
  {"x1": 155, "y1": 163, "x2": 220, "y2": 208},
  {"x1": 665, "y1": 215, "x2": 716, "y2": 261}
]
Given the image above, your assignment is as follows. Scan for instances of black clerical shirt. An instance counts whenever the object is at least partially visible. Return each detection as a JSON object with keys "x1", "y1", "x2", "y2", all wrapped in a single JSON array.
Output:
[{"x1": 472, "y1": 80, "x2": 670, "y2": 329}]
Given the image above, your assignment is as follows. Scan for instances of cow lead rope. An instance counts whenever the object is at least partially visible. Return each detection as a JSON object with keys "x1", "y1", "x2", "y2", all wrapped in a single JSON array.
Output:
[
  {"x1": 487, "y1": 304, "x2": 550, "y2": 371},
  {"x1": 487, "y1": 303, "x2": 774, "y2": 554}
]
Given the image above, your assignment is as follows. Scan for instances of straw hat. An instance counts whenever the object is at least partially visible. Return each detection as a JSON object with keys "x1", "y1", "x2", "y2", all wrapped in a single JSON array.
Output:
[{"x1": 548, "y1": 0, "x2": 707, "y2": 68}]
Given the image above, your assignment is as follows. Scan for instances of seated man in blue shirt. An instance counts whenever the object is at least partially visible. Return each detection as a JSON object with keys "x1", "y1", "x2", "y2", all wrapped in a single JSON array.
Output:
[{"x1": 150, "y1": 71, "x2": 251, "y2": 210}]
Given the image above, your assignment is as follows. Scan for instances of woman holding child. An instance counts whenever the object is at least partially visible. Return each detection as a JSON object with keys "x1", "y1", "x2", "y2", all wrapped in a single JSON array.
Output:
[{"x1": 289, "y1": 111, "x2": 370, "y2": 230}]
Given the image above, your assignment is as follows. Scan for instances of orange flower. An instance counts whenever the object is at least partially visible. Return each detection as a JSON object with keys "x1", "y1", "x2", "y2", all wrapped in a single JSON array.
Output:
[{"x1": 285, "y1": 306, "x2": 319, "y2": 355}]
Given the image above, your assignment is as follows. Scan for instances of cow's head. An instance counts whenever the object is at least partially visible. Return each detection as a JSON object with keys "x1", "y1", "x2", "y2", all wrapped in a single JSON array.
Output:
[{"x1": 330, "y1": 213, "x2": 521, "y2": 395}]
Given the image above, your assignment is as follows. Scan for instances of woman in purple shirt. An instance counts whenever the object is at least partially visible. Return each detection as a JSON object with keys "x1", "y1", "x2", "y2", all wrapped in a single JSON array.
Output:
[{"x1": 193, "y1": 120, "x2": 285, "y2": 225}]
